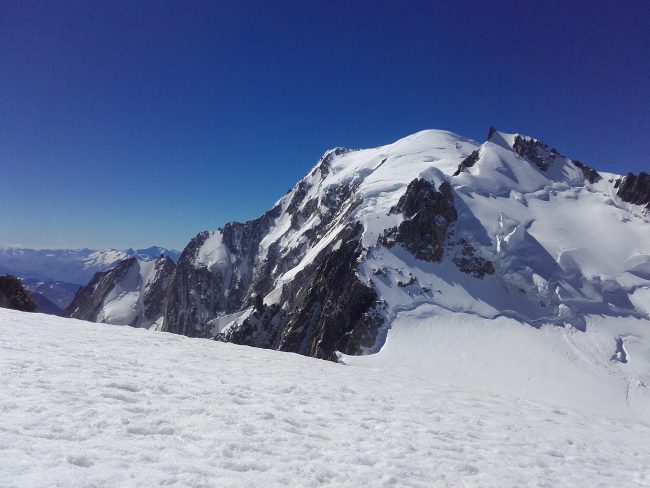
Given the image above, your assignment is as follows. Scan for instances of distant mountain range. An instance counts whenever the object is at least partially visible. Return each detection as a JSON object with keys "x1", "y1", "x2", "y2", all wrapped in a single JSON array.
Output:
[{"x1": 0, "y1": 246, "x2": 180, "y2": 310}]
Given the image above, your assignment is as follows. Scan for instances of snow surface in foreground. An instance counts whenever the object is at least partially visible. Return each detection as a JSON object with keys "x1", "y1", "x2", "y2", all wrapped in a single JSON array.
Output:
[{"x1": 1, "y1": 309, "x2": 649, "y2": 488}]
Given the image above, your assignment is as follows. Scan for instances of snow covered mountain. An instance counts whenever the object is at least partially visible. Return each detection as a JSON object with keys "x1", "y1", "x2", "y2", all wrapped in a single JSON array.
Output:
[
  {"x1": 70, "y1": 127, "x2": 650, "y2": 420},
  {"x1": 64, "y1": 256, "x2": 175, "y2": 328},
  {"x1": 0, "y1": 246, "x2": 180, "y2": 284},
  {"x1": 0, "y1": 246, "x2": 180, "y2": 308},
  {"x1": 160, "y1": 128, "x2": 650, "y2": 345}
]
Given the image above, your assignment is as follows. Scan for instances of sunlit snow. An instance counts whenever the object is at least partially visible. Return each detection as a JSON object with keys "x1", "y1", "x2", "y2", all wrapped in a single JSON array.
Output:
[{"x1": 1, "y1": 309, "x2": 649, "y2": 487}]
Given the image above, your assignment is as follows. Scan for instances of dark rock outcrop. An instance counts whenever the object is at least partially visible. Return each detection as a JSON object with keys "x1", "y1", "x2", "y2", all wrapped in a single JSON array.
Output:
[
  {"x1": 616, "y1": 172, "x2": 650, "y2": 208},
  {"x1": 213, "y1": 222, "x2": 384, "y2": 361},
  {"x1": 216, "y1": 303, "x2": 286, "y2": 349},
  {"x1": 452, "y1": 239, "x2": 495, "y2": 279},
  {"x1": 513, "y1": 136, "x2": 552, "y2": 171},
  {"x1": 311, "y1": 147, "x2": 352, "y2": 178},
  {"x1": 142, "y1": 256, "x2": 176, "y2": 325},
  {"x1": 163, "y1": 165, "x2": 364, "y2": 339},
  {"x1": 572, "y1": 160, "x2": 601, "y2": 184},
  {"x1": 453, "y1": 150, "x2": 480, "y2": 176},
  {"x1": 162, "y1": 206, "x2": 281, "y2": 337},
  {"x1": 383, "y1": 179, "x2": 457, "y2": 262},
  {"x1": 0, "y1": 275, "x2": 37, "y2": 312},
  {"x1": 276, "y1": 232, "x2": 380, "y2": 361}
]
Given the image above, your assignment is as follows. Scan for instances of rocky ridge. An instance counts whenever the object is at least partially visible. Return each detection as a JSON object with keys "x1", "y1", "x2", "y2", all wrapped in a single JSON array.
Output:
[
  {"x1": 0, "y1": 275, "x2": 37, "y2": 313},
  {"x1": 64, "y1": 255, "x2": 175, "y2": 328},
  {"x1": 67, "y1": 128, "x2": 650, "y2": 363}
]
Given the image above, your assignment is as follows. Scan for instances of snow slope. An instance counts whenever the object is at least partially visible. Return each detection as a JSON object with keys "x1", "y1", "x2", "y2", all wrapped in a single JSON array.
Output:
[
  {"x1": 95, "y1": 259, "x2": 157, "y2": 327},
  {"x1": 1, "y1": 308, "x2": 649, "y2": 488},
  {"x1": 342, "y1": 306, "x2": 650, "y2": 423},
  {"x1": 64, "y1": 256, "x2": 175, "y2": 329}
]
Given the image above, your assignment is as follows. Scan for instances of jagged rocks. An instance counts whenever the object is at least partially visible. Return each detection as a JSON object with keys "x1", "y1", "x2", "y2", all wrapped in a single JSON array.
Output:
[
  {"x1": 397, "y1": 274, "x2": 416, "y2": 287},
  {"x1": 216, "y1": 303, "x2": 287, "y2": 349},
  {"x1": 65, "y1": 258, "x2": 137, "y2": 321},
  {"x1": 452, "y1": 240, "x2": 495, "y2": 279},
  {"x1": 0, "y1": 275, "x2": 36, "y2": 312},
  {"x1": 616, "y1": 172, "x2": 650, "y2": 207},
  {"x1": 513, "y1": 136, "x2": 552, "y2": 171},
  {"x1": 572, "y1": 160, "x2": 601, "y2": 184},
  {"x1": 276, "y1": 234, "x2": 380, "y2": 361},
  {"x1": 163, "y1": 207, "x2": 281, "y2": 336},
  {"x1": 453, "y1": 149, "x2": 480, "y2": 176},
  {"x1": 142, "y1": 256, "x2": 176, "y2": 325},
  {"x1": 383, "y1": 179, "x2": 457, "y2": 262},
  {"x1": 311, "y1": 147, "x2": 352, "y2": 178}
]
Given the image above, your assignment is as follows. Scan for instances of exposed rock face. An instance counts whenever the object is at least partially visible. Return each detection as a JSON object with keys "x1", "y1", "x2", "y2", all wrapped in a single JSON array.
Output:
[
  {"x1": 616, "y1": 172, "x2": 650, "y2": 207},
  {"x1": 513, "y1": 135, "x2": 553, "y2": 171},
  {"x1": 142, "y1": 257, "x2": 176, "y2": 325},
  {"x1": 163, "y1": 206, "x2": 281, "y2": 337},
  {"x1": 0, "y1": 275, "x2": 36, "y2": 312},
  {"x1": 65, "y1": 258, "x2": 138, "y2": 321},
  {"x1": 384, "y1": 179, "x2": 457, "y2": 262},
  {"x1": 311, "y1": 147, "x2": 352, "y2": 178},
  {"x1": 216, "y1": 303, "x2": 286, "y2": 349},
  {"x1": 452, "y1": 239, "x2": 495, "y2": 279},
  {"x1": 511, "y1": 134, "x2": 601, "y2": 184},
  {"x1": 572, "y1": 160, "x2": 601, "y2": 184},
  {"x1": 214, "y1": 220, "x2": 382, "y2": 360},
  {"x1": 162, "y1": 165, "x2": 365, "y2": 340},
  {"x1": 276, "y1": 232, "x2": 380, "y2": 361},
  {"x1": 64, "y1": 256, "x2": 175, "y2": 327},
  {"x1": 453, "y1": 149, "x2": 480, "y2": 176}
]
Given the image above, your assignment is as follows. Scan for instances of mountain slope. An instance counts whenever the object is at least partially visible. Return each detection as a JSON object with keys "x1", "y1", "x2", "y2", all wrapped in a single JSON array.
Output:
[
  {"x1": 19, "y1": 278, "x2": 80, "y2": 310},
  {"x1": 64, "y1": 256, "x2": 175, "y2": 328},
  {"x1": 161, "y1": 128, "x2": 650, "y2": 347},
  {"x1": 1, "y1": 308, "x2": 648, "y2": 488},
  {"x1": 68, "y1": 127, "x2": 650, "y2": 420},
  {"x1": 30, "y1": 292, "x2": 63, "y2": 315}
]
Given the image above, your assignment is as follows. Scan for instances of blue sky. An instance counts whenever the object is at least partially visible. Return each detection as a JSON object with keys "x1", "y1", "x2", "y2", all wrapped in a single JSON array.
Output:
[{"x1": 1, "y1": 0, "x2": 649, "y2": 250}]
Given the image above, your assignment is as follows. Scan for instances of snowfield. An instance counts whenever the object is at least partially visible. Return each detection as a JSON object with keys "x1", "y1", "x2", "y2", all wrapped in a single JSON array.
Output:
[{"x1": 1, "y1": 309, "x2": 649, "y2": 487}]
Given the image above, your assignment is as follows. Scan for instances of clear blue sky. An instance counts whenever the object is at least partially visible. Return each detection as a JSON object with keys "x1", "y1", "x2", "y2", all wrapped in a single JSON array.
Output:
[{"x1": 1, "y1": 0, "x2": 649, "y2": 250}]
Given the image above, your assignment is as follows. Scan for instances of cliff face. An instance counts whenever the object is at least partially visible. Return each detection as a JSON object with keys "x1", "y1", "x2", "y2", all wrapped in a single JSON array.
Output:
[
  {"x1": 162, "y1": 207, "x2": 281, "y2": 337},
  {"x1": 616, "y1": 171, "x2": 650, "y2": 208},
  {"x1": 64, "y1": 256, "x2": 175, "y2": 328},
  {"x1": 0, "y1": 275, "x2": 36, "y2": 312},
  {"x1": 65, "y1": 258, "x2": 136, "y2": 322}
]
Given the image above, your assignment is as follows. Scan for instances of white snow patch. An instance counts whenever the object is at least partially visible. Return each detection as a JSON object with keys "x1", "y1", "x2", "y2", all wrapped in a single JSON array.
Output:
[{"x1": 1, "y1": 308, "x2": 649, "y2": 487}]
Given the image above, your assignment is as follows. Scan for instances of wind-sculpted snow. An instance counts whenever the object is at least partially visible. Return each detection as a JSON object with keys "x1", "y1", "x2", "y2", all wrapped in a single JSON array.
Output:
[{"x1": 1, "y1": 309, "x2": 649, "y2": 487}]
